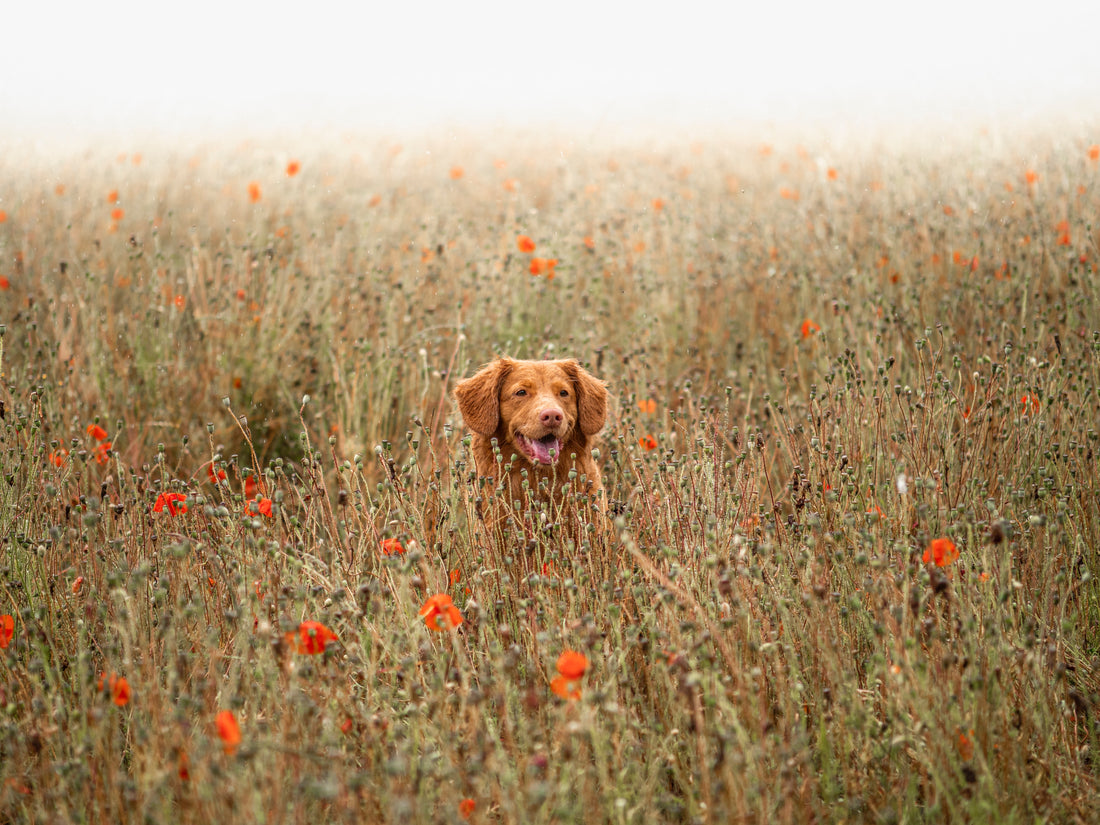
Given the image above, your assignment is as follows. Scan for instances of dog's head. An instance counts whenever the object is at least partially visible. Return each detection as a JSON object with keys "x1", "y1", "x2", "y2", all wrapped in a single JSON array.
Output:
[{"x1": 454, "y1": 357, "x2": 608, "y2": 465}]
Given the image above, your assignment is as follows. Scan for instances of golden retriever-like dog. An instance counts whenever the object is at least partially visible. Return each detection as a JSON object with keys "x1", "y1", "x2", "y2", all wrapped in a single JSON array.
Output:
[{"x1": 454, "y1": 357, "x2": 608, "y2": 542}]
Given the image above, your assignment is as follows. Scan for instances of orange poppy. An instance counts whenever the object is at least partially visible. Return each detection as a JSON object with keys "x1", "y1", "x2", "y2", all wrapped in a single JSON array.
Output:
[
  {"x1": 827, "y1": 167, "x2": 838, "y2": 181},
  {"x1": 93, "y1": 442, "x2": 112, "y2": 465},
  {"x1": 449, "y1": 166, "x2": 464, "y2": 180},
  {"x1": 107, "y1": 189, "x2": 119, "y2": 204},
  {"x1": 517, "y1": 235, "x2": 536, "y2": 253},
  {"x1": 216, "y1": 710, "x2": 242, "y2": 754},
  {"x1": 801, "y1": 319, "x2": 820, "y2": 338},
  {"x1": 1089, "y1": 145, "x2": 1100, "y2": 162},
  {"x1": 0, "y1": 276, "x2": 9, "y2": 290},
  {"x1": 651, "y1": 198, "x2": 665, "y2": 211},
  {"x1": 381, "y1": 538, "x2": 405, "y2": 556},
  {"x1": 244, "y1": 497, "x2": 273, "y2": 517},
  {"x1": 287, "y1": 620, "x2": 338, "y2": 655},
  {"x1": 87, "y1": 423, "x2": 108, "y2": 441},
  {"x1": 957, "y1": 728, "x2": 975, "y2": 761},
  {"x1": 111, "y1": 208, "x2": 124, "y2": 221},
  {"x1": 459, "y1": 798, "x2": 476, "y2": 819},
  {"x1": 550, "y1": 675, "x2": 580, "y2": 700},
  {"x1": 556, "y1": 650, "x2": 588, "y2": 680},
  {"x1": 48, "y1": 449, "x2": 68, "y2": 467},
  {"x1": 0, "y1": 210, "x2": 7, "y2": 223},
  {"x1": 638, "y1": 398, "x2": 657, "y2": 414},
  {"x1": 583, "y1": 235, "x2": 595, "y2": 250},
  {"x1": 639, "y1": 434, "x2": 657, "y2": 451},
  {"x1": 922, "y1": 537, "x2": 959, "y2": 567},
  {"x1": 286, "y1": 160, "x2": 301, "y2": 177},
  {"x1": 112, "y1": 676, "x2": 132, "y2": 706},
  {"x1": 0, "y1": 614, "x2": 13, "y2": 648},
  {"x1": 419, "y1": 593, "x2": 464, "y2": 631},
  {"x1": 154, "y1": 492, "x2": 188, "y2": 516},
  {"x1": 247, "y1": 182, "x2": 262, "y2": 203},
  {"x1": 529, "y1": 257, "x2": 558, "y2": 278},
  {"x1": 1025, "y1": 169, "x2": 1039, "y2": 185},
  {"x1": 207, "y1": 464, "x2": 228, "y2": 483},
  {"x1": 1020, "y1": 394, "x2": 1040, "y2": 413}
]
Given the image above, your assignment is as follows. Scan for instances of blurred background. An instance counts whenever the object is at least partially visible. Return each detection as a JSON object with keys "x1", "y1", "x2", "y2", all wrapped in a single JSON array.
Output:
[{"x1": 4, "y1": 0, "x2": 1099, "y2": 140}]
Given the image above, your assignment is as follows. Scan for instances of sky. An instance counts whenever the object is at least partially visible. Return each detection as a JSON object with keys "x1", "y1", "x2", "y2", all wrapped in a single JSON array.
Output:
[{"x1": 3, "y1": 1, "x2": 1099, "y2": 139}]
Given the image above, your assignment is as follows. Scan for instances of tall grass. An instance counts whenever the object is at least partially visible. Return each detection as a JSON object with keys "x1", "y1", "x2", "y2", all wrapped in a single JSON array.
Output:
[{"x1": 1, "y1": 122, "x2": 1099, "y2": 823}]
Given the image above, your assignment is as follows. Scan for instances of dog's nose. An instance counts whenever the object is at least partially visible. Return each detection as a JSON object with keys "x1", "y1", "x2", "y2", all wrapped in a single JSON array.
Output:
[{"x1": 540, "y1": 408, "x2": 563, "y2": 428}]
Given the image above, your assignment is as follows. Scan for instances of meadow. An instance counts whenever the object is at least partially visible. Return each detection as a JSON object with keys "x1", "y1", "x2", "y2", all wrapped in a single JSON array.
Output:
[{"x1": 1, "y1": 120, "x2": 1099, "y2": 823}]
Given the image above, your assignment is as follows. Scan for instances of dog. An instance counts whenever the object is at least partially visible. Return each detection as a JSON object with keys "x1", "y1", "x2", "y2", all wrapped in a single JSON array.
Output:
[{"x1": 454, "y1": 357, "x2": 608, "y2": 544}]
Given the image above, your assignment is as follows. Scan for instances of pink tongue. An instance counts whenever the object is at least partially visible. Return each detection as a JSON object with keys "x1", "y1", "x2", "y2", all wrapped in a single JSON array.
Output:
[{"x1": 530, "y1": 437, "x2": 560, "y2": 464}]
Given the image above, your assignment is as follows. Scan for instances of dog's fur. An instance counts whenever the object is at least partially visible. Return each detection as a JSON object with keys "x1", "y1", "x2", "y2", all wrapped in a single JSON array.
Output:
[{"x1": 454, "y1": 357, "x2": 608, "y2": 540}]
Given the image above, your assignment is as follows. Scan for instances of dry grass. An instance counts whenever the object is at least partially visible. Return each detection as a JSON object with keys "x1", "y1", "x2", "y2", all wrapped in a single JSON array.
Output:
[{"x1": 1, "y1": 121, "x2": 1099, "y2": 823}]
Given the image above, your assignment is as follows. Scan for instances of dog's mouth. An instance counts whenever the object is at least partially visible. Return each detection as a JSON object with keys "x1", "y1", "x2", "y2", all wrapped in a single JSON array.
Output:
[{"x1": 514, "y1": 432, "x2": 562, "y2": 465}]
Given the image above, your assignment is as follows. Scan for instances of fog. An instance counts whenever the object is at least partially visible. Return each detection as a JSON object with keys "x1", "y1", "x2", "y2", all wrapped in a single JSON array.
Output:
[{"x1": 2, "y1": 0, "x2": 1099, "y2": 139}]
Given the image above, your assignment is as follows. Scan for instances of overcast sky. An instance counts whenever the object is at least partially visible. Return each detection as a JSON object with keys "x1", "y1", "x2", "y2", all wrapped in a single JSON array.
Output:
[{"x1": 2, "y1": 1, "x2": 1099, "y2": 138}]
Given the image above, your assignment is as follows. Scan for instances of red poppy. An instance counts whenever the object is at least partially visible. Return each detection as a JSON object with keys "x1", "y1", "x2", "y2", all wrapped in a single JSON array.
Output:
[
  {"x1": 287, "y1": 620, "x2": 338, "y2": 655},
  {"x1": 48, "y1": 449, "x2": 68, "y2": 467},
  {"x1": 111, "y1": 208, "x2": 124, "y2": 222},
  {"x1": 207, "y1": 464, "x2": 228, "y2": 483},
  {"x1": 556, "y1": 650, "x2": 588, "y2": 680},
  {"x1": 922, "y1": 537, "x2": 959, "y2": 567},
  {"x1": 827, "y1": 167, "x2": 839, "y2": 181},
  {"x1": 419, "y1": 593, "x2": 464, "y2": 631},
  {"x1": 449, "y1": 568, "x2": 461, "y2": 586},
  {"x1": 154, "y1": 492, "x2": 188, "y2": 516},
  {"x1": 449, "y1": 166, "x2": 464, "y2": 180},
  {"x1": 801, "y1": 319, "x2": 821, "y2": 338},
  {"x1": 1025, "y1": 169, "x2": 1039, "y2": 185},
  {"x1": 639, "y1": 434, "x2": 657, "y2": 451},
  {"x1": 637, "y1": 398, "x2": 657, "y2": 414},
  {"x1": 651, "y1": 198, "x2": 665, "y2": 211},
  {"x1": 107, "y1": 189, "x2": 119, "y2": 204},
  {"x1": 1021, "y1": 394, "x2": 1040, "y2": 414},
  {"x1": 459, "y1": 798, "x2": 476, "y2": 819},
  {"x1": 517, "y1": 235, "x2": 536, "y2": 253},
  {"x1": 529, "y1": 257, "x2": 558, "y2": 279},
  {"x1": 0, "y1": 211, "x2": 7, "y2": 224},
  {"x1": 550, "y1": 675, "x2": 580, "y2": 700},
  {"x1": 1089, "y1": 145, "x2": 1100, "y2": 162},
  {"x1": 247, "y1": 182, "x2": 262, "y2": 203},
  {"x1": 112, "y1": 676, "x2": 132, "y2": 706},
  {"x1": 87, "y1": 423, "x2": 108, "y2": 441},
  {"x1": 583, "y1": 235, "x2": 595, "y2": 250},
  {"x1": 93, "y1": 442, "x2": 112, "y2": 465},
  {"x1": 0, "y1": 276, "x2": 9, "y2": 290},
  {"x1": 0, "y1": 614, "x2": 13, "y2": 648},
  {"x1": 216, "y1": 710, "x2": 241, "y2": 754},
  {"x1": 381, "y1": 538, "x2": 405, "y2": 556},
  {"x1": 286, "y1": 160, "x2": 301, "y2": 177},
  {"x1": 244, "y1": 497, "x2": 273, "y2": 517}
]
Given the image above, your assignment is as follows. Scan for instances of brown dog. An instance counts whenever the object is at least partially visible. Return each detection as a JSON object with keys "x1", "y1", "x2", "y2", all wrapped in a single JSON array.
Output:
[{"x1": 454, "y1": 357, "x2": 608, "y2": 542}]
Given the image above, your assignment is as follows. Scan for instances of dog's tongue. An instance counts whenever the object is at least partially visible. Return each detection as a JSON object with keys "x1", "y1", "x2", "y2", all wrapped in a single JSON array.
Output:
[{"x1": 530, "y1": 436, "x2": 561, "y2": 464}]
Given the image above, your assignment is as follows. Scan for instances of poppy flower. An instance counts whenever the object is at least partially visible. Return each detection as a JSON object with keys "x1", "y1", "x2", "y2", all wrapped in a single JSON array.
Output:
[
  {"x1": 651, "y1": 198, "x2": 665, "y2": 211},
  {"x1": 107, "y1": 189, "x2": 119, "y2": 204},
  {"x1": 93, "y1": 442, "x2": 112, "y2": 465},
  {"x1": 459, "y1": 798, "x2": 476, "y2": 819},
  {"x1": 244, "y1": 497, "x2": 273, "y2": 517},
  {"x1": 449, "y1": 166, "x2": 465, "y2": 180},
  {"x1": 1021, "y1": 394, "x2": 1040, "y2": 414},
  {"x1": 827, "y1": 167, "x2": 838, "y2": 181},
  {"x1": 72, "y1": 576, "x2": 85, "y2": 594},
  {"x1": 48, "y1": 449, "x2": 68, "y2": 467},
  {"x1": 381, "y1": 538, "x2": 405, "y2": 556},
  {"x1": 87, "y1": 423, "x2": 108, "y2": 441},
  {"x1": 957, "y1": 728, "x2": 975, "y2": 761},
  {"x1": 0, "y1": 614, "x2": 13, "y2": 648},
  {"x1": 419, "y1": 593, "x2": 464, "y2": 631},
  {"x1": 922, "y1": 537, "x2": 959, "y2": 567},
  {"x1": 0, "y1": 211, "x2": 7, "y2": 224},
  {"x1": 111, "y1": 676, "x2": 132, "y2": 706},
  {"x1": 287, "y1": 620, "x2": 338, "y2": 655},
  {"x1": 154, "y1": 492, "x2": 188, "y2": 516},
  {"x1": 216, "y1": 710, "x2": 241, "y2": 755},
  {"x1": 550, "y1": 650, "x2": 588, "y2": 700},
  {"x1": 638, "y1": 398, "x2": 657, "y2": 414},
  {"x1": 207, "y1": 464, "x2": 228, "y2": 484},
  {"x1": 0, "y1": 276, "x2": 9, "y2": 290},
  {"x1": 1025, "y1": 169, "x2": 1039, "y2": 185},
  {"x1": 529, "y1": 257, "x2": 558, "y2": 278},
  {"x1": 244, "y1": 476, "x2": 259, "y2": 499},
  {"x1": 801, "y1": 319, "x2": 820, "y2": 338},
  {"x1": 517, "y1": 235, "x2": 536, "y2": 253},
  {"x1": 111, "y1": 208, "x2": 124, "y2": 222},
  {"x1": 247, "y1": 182, "x2": 262, "y2": 203},
  {"x1": 583, "y1": 235, "x2": 595, "y2": 250},
  {"x1": 286, "y1": 160, "x2": 301, "y2": 177},
  {"x1": 1089, "y1": 145, "x2": 1100, "y2": 162},
  {"x1": 639, "y1": 434, "x2": 657, "y2": 451}
]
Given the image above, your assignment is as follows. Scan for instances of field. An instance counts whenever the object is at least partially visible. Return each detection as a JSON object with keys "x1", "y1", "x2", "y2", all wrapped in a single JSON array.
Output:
[{"x1": 2, "y1": 120, "x2": 1100, "y2": 823}]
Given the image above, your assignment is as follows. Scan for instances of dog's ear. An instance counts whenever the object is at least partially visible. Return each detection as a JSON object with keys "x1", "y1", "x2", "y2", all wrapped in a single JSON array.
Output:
[
  {"x1": 565, "y1": 361, "x2": 608, "y2": 436},
  {"x1": 454, "y1": 358, "x2": 512, "y2": 435}
]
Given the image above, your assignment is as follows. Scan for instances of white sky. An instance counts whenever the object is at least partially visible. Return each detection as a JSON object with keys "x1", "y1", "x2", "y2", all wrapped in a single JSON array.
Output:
[{"x1": 2, "y1": 1, "x2": 1099, "y2": 137}]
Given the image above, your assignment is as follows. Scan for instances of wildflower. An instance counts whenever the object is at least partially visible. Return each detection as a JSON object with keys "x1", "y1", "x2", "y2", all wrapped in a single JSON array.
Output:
[
  {"x1": 550, "y1": 649, "x2": 588, "y2": 700},
  {"x1": 0, "y1": 276, "x2": 9, "y2": 290},
  {"x1": 801, "y1": 319, "x2": 820, "y2": 338},
  {"x1": 1025, "y1": 169, "x2": 1039, "y2": 185},
  {"x1": 502, "y1": 178, "x2": 517, "y2": 192},
  {"x1": 287, "y1": 620, "x2": 338, "y2": 655},
  {"x1": 651, "y1": 198, "x2": 665, "y2": 211},
  {"x1": 107, "y1": 189, "x2": 119, "y2": 204},
  {"x1": 583, "y1": 235, "x2": 595, "y2": 250},
  {"x1": 244, "y1": 476, "x2": 259, "y2": 499},
  {"x1": 1021, "y1": 394, "x2": 1040, "y2": 414},
  {"x1": 93, "y1": 442, "x2": 112, "y2": 465},
  {"x1": 87, "y1": 423, "x2": 108, "y2": 441},
  {"x1": 216, "y1": 710, "x2": 241, "y2": 755},
  {"x1": 0, "y1": 614, "x2": 13, "y2": 648},
  {"x1": 957, "y1": 728, "x2": 975, "y2": 761},
  {"x1": 449, "y1": 568, "x2": 461, "y2": 586},
  {"x1": 529, "y1": 257, "x2": 558, "y2": 278},
  {"x1": 827, "y1": 167, "x2": 838, "y2": 181},
  {"x1": 286, "y1": 160, "x2": 301, "y2": 176},
  {"x1": 247, "y1": 182, "x2": 262, "y2": 203},
  {"x1": 517, "y1": 235, "x2": 536, "y2": 253},
  {"x1": 638, "y1": 398, "x2": 657, "y2": 414},
  {"x1": 111, "y1": 208, "x2": 124, "y2": 222},
  {"x1": 1089, "y1": 145, "x2": 1100, "y2": 162},
  {"x1": 0, "y1": 211, "x2": 7, "y2": 223},
  {"x1": 112, "y1": 676, "x2": 132, "y2": 706},
  {"x1": 639, "y1": 434, "x2": 658, "y2": 451},
  {"x1": 922, "y1": 537, "x2": 959, "y2": 567},
  {"x1": 244, "y1": 497, "x2": 273, "y2": 517},
  {"x1": 207, "y1": 464, "x2": 228, "y2": 484},
  {"x1": 154, "y1": 492, "x2": 188, "y2": 516},
  {"x1": 340, "y1": 717, "x2": 354, "y2": 734},
  {"x1": 48, "y1": 449, "x2": 68, "y2": 467},
  {"x1": 381, "y1": 538, "x2": 405, "y2": 556},
  {"x1": 449, "y1": 166, "x2": 464, "y2": 180},
  {"x1": 459, "y1": 798, "x2": 476, "y2": 819},
  {"x1": 419, "y1": 593, "x2": 464, "y2": 631}
]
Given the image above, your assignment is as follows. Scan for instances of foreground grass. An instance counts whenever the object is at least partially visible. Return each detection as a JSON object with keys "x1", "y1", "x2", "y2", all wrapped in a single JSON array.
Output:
[{"x1": 1, "y1": 122, "x2": 1099, "y2": 823}]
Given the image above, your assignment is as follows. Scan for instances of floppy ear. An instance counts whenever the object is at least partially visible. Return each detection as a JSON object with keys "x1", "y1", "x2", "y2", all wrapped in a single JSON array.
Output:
[
  {"x1": 454, "y1": 358, "x2": 512, "y2": 435},
  {"x1": 565, "y1": 361, "x2": 608, "y2": 436}
]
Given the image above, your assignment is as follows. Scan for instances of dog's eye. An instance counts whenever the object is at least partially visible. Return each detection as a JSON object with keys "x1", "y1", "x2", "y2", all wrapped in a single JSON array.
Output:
[
  {"x1": 559, "y1": 390, "x2": 569, "y2": 397},
  {"x1": 515, "y1": 389, "x2": 527, "y2": 396}
]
